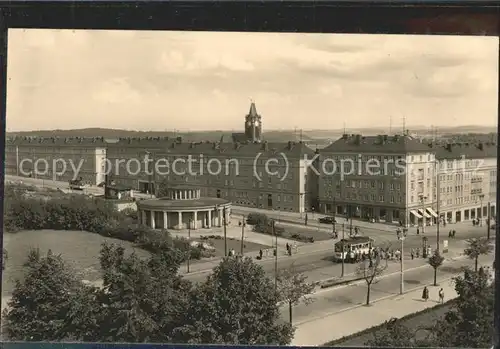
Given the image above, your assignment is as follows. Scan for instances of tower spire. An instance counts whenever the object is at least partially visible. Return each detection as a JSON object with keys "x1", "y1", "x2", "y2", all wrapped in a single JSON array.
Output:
[{"x1": 402, "y1": 116, "x2": 406, "y2": 135}]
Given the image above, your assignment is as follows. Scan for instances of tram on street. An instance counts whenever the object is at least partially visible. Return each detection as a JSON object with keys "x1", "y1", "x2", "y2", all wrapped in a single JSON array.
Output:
[{"x1": 334, "y1": 236, "x2": 373, "y2": 263}]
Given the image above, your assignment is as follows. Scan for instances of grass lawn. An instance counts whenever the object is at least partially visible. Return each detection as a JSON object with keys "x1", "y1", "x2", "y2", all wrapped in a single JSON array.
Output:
[
  {"x1": 328, "y1": 302, "x2": 452, "y2": 346},
  {"x1": 2, "y1": 230, "x2": 151, "y2": 296},
  {"x1": 274, "y1": 224, "x2": 333, "y2": 242},
  {"x1": 195, "y1": 236, "x2": 269, "y2": 257}
]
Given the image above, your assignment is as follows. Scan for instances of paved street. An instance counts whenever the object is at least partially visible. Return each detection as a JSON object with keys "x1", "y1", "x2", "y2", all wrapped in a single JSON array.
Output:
[
  {"x1": 284, "y1": 254, "x2": 484, "y2": 325},
  {"x1": 291, "y1": 254, "x2": 494, "y2": 346}
]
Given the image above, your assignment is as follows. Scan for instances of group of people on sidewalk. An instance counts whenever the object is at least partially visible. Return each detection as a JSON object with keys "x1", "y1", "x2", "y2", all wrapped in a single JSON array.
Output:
[
  {"x1": 422, "y1": 286, "x2": 445, "y2": 304},
  {"x1": 257, "y1": 242, "x2": 298, "y2": 260}
]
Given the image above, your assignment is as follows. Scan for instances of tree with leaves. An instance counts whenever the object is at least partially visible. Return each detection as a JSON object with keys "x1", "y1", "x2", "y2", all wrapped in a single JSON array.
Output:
[
  {"x1": 2, "y1": 248, "x2": 7, "y2": 270},
  {"x1": 2, "y1": 248, "x2": 83, "y2": 341},
  {"x1": 464, "y1": 237, "x2": 493, "y2": 272},
  {"x1": 276, "y1": 263, "x2": 315, "y2": 324},
  {"x1": 356, "y1": 255, "x2": 386, "y2": 306},
  {"x1": 365, "y1": 318, "x2": 417, "y2": 347},
  {"x1": 428, "y1": 250, "x2": 445, "y2": 286},
  {"x1": 172, "y1": 256, "x2": 294, "y2": 345},
  {"x1": 429, "y1": 268, "x2": 494, "y2": 348}
]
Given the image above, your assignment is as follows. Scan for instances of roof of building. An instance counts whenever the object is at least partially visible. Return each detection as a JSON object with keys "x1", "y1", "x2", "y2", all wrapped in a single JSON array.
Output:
[
  {"x1": 107, "y1": 139, "x2": 316, "y2": 158},
  {"x1": 6, "y1": 136, "x2": 107, "y2": 147},
  {"x1": 137, "y1": 197, "x2": 231, "y2": 210},
  {"x1": 7, "y1": 136, "x2": 315, "y2": 158},
  {"x1": 431, "y1": 141, "x2": 497, "y2": 160},
  {"x1": 322, "y1": 134, "x2": 432, "y2": 154},
  {"x1": 231, "y1": 133, "x2": 248, "y2": 143},
  {"x1": 248, "y1": 101, "x2": 259, "y2": 117}
]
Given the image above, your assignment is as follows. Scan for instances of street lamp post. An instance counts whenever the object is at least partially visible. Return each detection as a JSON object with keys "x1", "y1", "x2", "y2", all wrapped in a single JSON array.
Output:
[
  {"x1": 341, "y1": 223, "x2": 345, "y2": 277},
  {"x1": 272, "y1": 219, "x2": 278, "y2": 292},
  {"x1": 487, "y1": 201, "x2": 491, "y2": 239},
  {"x1": 332, "y1": 195, "x2": 337, "y2": 237},
  {"x1": 436, "y1": 163, "x2": 441, "y2": 252},
  {"x1": 240, "y1": 216, "x2": 246, "y2": 255},
  {"x1": 397, "y1": 227, "x2": 407, "y2": 295},
  {"x1": 479, "y1": 194, "x2": 485, "y2": 227},
  {"x1": 187, "y1": 218, "x2": 192, "y2": 273}
]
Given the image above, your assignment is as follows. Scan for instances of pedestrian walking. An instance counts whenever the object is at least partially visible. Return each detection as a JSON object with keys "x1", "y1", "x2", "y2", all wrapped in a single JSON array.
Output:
[
  {"x1": 422, "y1": 286, "x2": 429, "y2": 302},
  {"x1": 438, "y1": 288, "x2": 444, "y2": 303},
  {"x1": 258, "y1": 249, "x2": 263, "y2": 260},
  {"x1": 416, "y1": 227, "x2": 420, "y2": 235},
  {"x1": 416, "y1": 247, "x2": 420, "y2": 258},
  {"x1": 410, "y1": 249, "x2": 414, "y2": 260}
]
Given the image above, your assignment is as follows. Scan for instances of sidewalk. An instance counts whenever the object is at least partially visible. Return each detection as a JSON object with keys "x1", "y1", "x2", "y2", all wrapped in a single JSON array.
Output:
[
  {"x1": 292, "y1": 276, "x2": 459, "y2": 346},
  {"x1": 292, "y1": 252, "x2": 490, "y2": 346},
  {"x1": 232, "y1": 205, "x2": 397, "y2": 232}
]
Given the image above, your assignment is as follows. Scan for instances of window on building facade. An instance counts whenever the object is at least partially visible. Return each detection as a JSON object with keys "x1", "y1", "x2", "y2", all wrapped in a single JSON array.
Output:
[
  {"x1": 390, "y1": 183, "x2": 394, "y2": 190},
  {"x1": 390, "y1": 196, "x2": 394, "y2": 203},
  {"x1": 379, "y1": 195, "x2": 384, "y2": 202}
]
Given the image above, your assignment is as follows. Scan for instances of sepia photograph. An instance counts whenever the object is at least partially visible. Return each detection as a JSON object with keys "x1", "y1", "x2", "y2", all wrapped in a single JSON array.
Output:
[{"x1": 2, "y1": 29, "x2": 498, "y2": 346}]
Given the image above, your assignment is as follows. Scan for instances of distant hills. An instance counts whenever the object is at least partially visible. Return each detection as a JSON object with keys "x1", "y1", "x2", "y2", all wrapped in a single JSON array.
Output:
[{"x1": 6, "y1": 126, "x2": 497, "y2": 145}]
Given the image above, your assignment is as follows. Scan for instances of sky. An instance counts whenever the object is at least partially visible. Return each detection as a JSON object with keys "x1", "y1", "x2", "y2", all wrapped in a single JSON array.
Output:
[{"x1": 6, "y1": 29, "x2": 499, "y2": 132}]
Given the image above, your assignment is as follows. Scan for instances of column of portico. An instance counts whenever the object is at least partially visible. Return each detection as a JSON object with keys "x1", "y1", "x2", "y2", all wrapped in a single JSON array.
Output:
[
  {"x1": 218, "y1": 208, "x2": 223, "y2": 227},
  {"x1": 178, "y1": 211, "x2": 182, "y2": 229},
  {"x1": 141, "y1": 210, "x2": 146, "y2": 225},
  {"x1": 207, "y1": 210, "x2": 212, "y2": 228},
  {"x1": 193, "y1": 211, "x2": 198, "y2": 229},
  {"x1": 163, "y1": 211, "x2": 168, "y2": 229},
  {"x1": 150, "y1": 211, "x2": 156, "y2": 229}
]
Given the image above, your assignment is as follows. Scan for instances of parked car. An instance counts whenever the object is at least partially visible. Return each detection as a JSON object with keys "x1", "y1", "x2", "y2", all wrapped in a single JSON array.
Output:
[{"x1": 319, "y1": 216, "x2": 337, "y2": 224}]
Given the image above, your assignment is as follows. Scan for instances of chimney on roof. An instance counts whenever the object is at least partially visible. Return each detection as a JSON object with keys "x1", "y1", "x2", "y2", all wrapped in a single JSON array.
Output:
[
  {"x1": 287, "y1": 141, "x2": 294, "y2": 150},
  {"x1": 342, "y1": 134, "x2": 348, "y2": 140},
  {"x1": 176, "y1": 136, "x2": 182, "y2": 144},
  {"x1": 354, "y1": 135, "x2": 361, "y2": 145},
  {"x1": 262, "y1": 141, "x2": 269, "y2": 151},
  {"x1": 190, "y1": 142, "x2": 195, "y2": 149},
  {"x1": 478, "y1": 143, "x2": 484, "y2": 151},
  {"x1": 445, "y1": 143, "x2": 452, "y2": 152}
]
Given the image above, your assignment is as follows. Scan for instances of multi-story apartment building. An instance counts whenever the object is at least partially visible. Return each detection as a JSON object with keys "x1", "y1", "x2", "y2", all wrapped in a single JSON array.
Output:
[
  {"x1": 4, "y1": 137, "x2": 107, "y2": 184},
  {"x1": 318, "y1": 134, "x2": 434, "y2": 226},
  {"x1": 433, "y1": 141, "x2": 496, "y2": 223},
  {"x1": 318, "y1": 133, "x2": 497, "y2": 226}
]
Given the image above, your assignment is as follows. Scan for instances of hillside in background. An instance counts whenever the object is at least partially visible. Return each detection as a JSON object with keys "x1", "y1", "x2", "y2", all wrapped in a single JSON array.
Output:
[{"x1": 6, "y1": 126, "x2": 497, "y2": 144}]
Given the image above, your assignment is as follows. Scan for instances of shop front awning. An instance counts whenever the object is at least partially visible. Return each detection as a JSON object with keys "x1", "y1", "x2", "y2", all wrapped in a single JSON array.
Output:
[
  {"x1": 410, "y1": 210, "x2": 422, "y2": 219},
  {"x1": 426, "y1": 208, "x2": 438, "y2": 218},
  {"x1": 419, "y1": 209, "x2": 431, "y2": 218}
]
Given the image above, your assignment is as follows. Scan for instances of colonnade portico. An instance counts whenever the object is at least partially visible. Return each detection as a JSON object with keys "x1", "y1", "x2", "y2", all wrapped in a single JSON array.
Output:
[{"x1": 136, "y1": 186, "x2": 231, "y2": 231}]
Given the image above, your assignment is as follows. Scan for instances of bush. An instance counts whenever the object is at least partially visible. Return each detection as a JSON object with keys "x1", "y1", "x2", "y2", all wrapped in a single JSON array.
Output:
[
  {"x1": 290, "y1": 233, "x2": 314, "y2": 243},
  {"x1": 3, "y1": 185, "x2": 205, "y2": 262},
  {"x1": 246, "y1": 213, "x2": 269, "y2": 226}
]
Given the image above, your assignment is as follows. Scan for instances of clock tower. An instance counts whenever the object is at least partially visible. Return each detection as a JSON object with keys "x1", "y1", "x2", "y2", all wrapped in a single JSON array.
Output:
[{"x1": 244, "y1": 101, "x2": 262, "y2": 143}]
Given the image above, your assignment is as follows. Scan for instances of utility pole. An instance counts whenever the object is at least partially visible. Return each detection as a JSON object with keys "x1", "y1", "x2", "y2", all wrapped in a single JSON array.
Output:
[
  {"x1": 341, "y1": 223, "x2": 345, "y2": 277},
  {"x1": 487, "y1": 201, "x2": 491, "y2": 239},
  {"x1": 187, "y1": 218, "x2": 191, "y2": 273},
  {"x1": 332, "y1": 195, "x2": 336, "y2": 237},
  {"x1": 223, "y1": 206, "x2": 228, "y2": 257},
  {"x1": 240, "y1": 215, "x2": 246, "y2": 255},
  {"x1": 397, "y1": 228, "x2": 407, "y2": 295},
  {"x1": 273, "y1": 219, "x2": 278, "y2": 292},
  {"x1": 436, "y1": 163, "x2": 441, "y2": 252}
]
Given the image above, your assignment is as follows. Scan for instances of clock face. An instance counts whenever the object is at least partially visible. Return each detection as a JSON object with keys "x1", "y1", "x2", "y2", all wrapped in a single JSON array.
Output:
[{"x1": 247, "y1": 121, "x2": 252, "y2": 126}]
